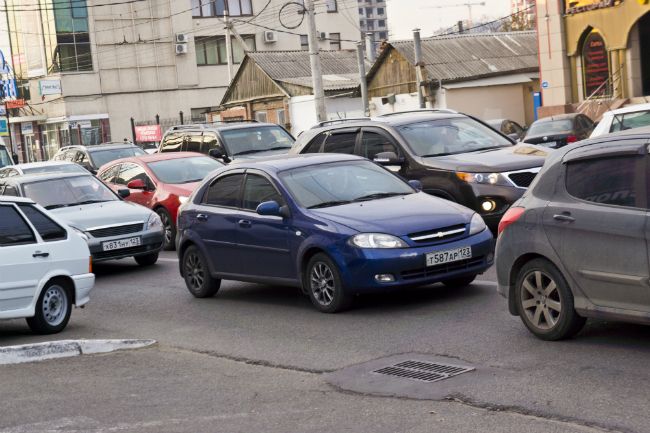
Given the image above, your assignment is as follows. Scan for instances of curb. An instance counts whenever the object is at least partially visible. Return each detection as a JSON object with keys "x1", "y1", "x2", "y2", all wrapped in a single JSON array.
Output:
[{"x1": 0, "y1": 339, "x2": 157, "y2": 365}]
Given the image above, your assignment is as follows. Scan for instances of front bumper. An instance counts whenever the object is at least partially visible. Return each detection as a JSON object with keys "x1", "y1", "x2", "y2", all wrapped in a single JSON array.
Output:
[
  {"x1": 72, "y1": 273, "x2": 95, "y2": 307},
  {"x1": 467, "y1": 184, "x2": 526, "y2": 230},
  {"x1": 336, "y1": 229, "x2": 494, "y2": 293},
  {"x1": 88, "y1": 230, "x2": 164, "y2": 262}
]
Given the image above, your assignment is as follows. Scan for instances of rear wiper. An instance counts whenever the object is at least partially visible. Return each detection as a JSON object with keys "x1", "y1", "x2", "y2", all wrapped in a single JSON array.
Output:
[
  {"x1": 307, "y1": 200, "x2": 353, "y2": 209},
  {"x1": 352, "y1": 192, "x2": 410, "y2": 202}
]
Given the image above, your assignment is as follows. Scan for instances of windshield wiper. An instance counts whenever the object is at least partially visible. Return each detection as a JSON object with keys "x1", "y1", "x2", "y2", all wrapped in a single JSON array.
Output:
[
  {"x1": 44, "y1": 204, "x2": 72, "y2": 210},
  {"x1": 307, "y1": 200, "x2": 353, "y2": 209},
  {"x1": 352, "y1": 192, "x2": 411, "y2": 202},
  {"x1": 74, "y1": 199, "x2": 110, "y2": 206},
  {"x1": 464, "y1": 146, "x2": 507, "y2": 153},
  {"x1": 233, "y1": 146, "x2": 291, "y2": 156},
  {"x1": 420, "y1": 152, "x2": 455, "y2": 157}
]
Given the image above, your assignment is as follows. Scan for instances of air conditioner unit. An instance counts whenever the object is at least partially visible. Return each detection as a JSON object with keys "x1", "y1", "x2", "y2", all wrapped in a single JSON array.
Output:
[
  {"x1": 318, "y1": 32, "x2": 327, "y2": 40},
  {"x1": 175, "y1": 43, "x2": 189, "y2": 55},
  {"x1": 175, "y1": 33, "x2": 189, "y2": 43},
  {"x1": 264, "y1": 31, "x2": 278, "y2": 43}
]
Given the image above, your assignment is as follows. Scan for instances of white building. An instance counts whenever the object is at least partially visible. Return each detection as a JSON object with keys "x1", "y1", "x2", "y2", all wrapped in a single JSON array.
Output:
[{"x1": 2, "y1": 0, "x2": 359, "y2": 162}]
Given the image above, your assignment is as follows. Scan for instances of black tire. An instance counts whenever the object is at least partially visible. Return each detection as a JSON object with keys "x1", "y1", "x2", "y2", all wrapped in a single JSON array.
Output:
[
  {"x1": 26, "y1": 280, "x2": 72, "y2": 334},
  {"x1": 183, "y1": 245, "x2": 221, "y2": 298},
  {"x1": 442, "y1": 274, "x2": 477, "y2": 288},
  {"x1": 515, "y1": 258, "x2": 586, "y2": 341},
  {"x1": 135, "y1": 253, "x2": 159, "y2": 266},
  {"x1": 157, "y1": 208, "x2": 176, "y2": 251},
  {"x1": 304, "y1": 253, "x2": 353, "y2": 313}
]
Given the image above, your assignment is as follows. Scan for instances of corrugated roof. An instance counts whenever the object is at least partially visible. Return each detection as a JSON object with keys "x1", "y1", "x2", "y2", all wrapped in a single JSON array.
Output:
[{"x1": 382, "y1": 31, "x2": 538, "y2": 83}]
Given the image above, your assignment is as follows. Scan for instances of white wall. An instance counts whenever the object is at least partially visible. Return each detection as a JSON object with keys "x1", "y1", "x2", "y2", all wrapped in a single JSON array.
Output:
[
  {"x1": 289, "y1": 95, "x2": 365, "y2": 135},
  {"x1": 369, "y1": 93, "x2": 421, "y2": 116}
]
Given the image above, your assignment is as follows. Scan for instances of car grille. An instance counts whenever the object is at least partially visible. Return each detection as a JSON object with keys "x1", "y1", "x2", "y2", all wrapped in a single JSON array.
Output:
[
  {"x1": 506, "y1": 170, "x2": 539, "y2": 188},
  {"x1": 408, "y1": 224, "x2": 466, "y2": 244},
  {"x1": 93, "y1": 243, "x2": 162, "y2": 261},
  {"x1": 400, "y1": 257, "x2": 485, "y2": 281},
  {"x1": 88, "y1": 223, "x2": 144, "y2": 239}
]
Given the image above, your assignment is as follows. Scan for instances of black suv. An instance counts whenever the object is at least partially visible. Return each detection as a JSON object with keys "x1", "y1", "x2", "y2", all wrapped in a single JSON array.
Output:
[
  {"x1": 52, "y1": 142, "x2": 145, "y2": 173},
  {"x1": 158, "y1": 121, "x2": 295, "y2": 163},
  {"x1": 290, "y1": 110, "x2": 549, "y2": 229}
]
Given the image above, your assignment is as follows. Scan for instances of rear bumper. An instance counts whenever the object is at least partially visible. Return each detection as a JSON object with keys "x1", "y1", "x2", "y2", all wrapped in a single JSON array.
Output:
[{"x1": 72, "y1": 273, "x2": 95, "y2": 307}]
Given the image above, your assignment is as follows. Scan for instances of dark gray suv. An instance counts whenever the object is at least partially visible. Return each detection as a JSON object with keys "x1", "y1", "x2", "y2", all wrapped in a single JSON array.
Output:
[{"x1": 496, "y1": 128, "x2": 650, "y2": 340}]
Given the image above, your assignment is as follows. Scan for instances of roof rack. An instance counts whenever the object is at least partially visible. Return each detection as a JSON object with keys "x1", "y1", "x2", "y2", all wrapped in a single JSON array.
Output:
[
  {"x1": 379, "y1": 109, "x2": 458, "y2": 117},
  {"x1": 313, "y1": 117, "x2": 371, "y2": 128}
]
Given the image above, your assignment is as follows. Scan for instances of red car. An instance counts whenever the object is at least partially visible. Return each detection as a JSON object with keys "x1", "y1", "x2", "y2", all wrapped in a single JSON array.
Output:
[{"x1": 97, "y1": 152, "x2": 223, "y2": 250}]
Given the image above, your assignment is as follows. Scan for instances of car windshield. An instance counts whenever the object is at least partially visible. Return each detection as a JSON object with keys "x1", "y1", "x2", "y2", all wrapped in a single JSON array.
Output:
[
  {"x1": 611, "y1": 110, "x2": 650, "y2": 132},
  {"x1": 280, "y1": 160, "x2": 415, "y2": 209},
  {"x1": 396, "y1": 117, "x2": 512, "y2": 157},
  {"x1": 0, "y1": 146, "x2": 12, "y2": 167},
  {"x1": 23, "y1": 164, "x2": 87, "y2": 175},
  {"x1": 221, "y1": 126, "x2": 295, "y2": 156},
  {"x1": 528, "y1": 119, "x2": 573, "y2": 135},
  {"x1": 147, "y1": 156, "x2": 223, "y2": 184},
  {"x1": 89, "y1": 147, "x2": 146, "y2": 167},
  {"x1": 23, "y1": 175, "x2": 118, "y2": 209}
]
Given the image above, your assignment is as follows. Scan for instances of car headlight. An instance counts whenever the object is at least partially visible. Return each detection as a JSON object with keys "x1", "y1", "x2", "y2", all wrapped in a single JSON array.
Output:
[
  {"x1": 70, "y1": 226, "x2": 89, "y2": 241},
  {"x1": 147, "y1": 213, "x2": 163, "y2": 231},
  {"x1": 178, "y1": 196, "x2": 189, "y2": 204},
  {"x1": 456, "y1": 172, "x2": 511, "y2": 187},
  {"x1": 350, "y1": 233, "x2": 408, "y2": 249},
  {"x1": 469, "y1": 213, "x2": 487, "y2": 235}
]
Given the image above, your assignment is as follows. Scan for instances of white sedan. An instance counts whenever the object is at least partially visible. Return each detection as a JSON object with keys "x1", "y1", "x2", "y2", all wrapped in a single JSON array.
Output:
[
  {"x1": 0, "y1": 196, "x2": 94, "y2": 334},
  {"x1": 590, "y1": 102, "x2": 650, "y2": 138}
]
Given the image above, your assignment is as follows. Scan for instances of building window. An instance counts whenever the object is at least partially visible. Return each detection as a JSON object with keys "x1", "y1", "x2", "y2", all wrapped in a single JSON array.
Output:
[
  {"x1": 378, "y1": 31, "x2": 387, "y2": 40},
  {"x1": 377, "y1": 7, "x2": 384, "y2": 15},
  {"x1": 378, "y1": 19, "x2": 385, "y2": 27},
  {"x1": 329, "y1": 33, "x2": 341, "y2": 50},
  {"x1": 192, "y1": 0, "x2": 253, "y2": 18},
  {"x1": 276, "y1": 109, "x2": 286, "y2": 126},
  {"x1": 366, "y1": 20, "x2": 374, "y2": 30},
  {"x1": 300, "y1": 34, "x2": 309, "y2": 50},
  {"x1": 195, "y1": 35, "x2": 256, "y2": 65},
  {"x1": 365, "y1": 7, "x2": 372, "y2": 16},
  {"x1": 255, "y1": 111, "x2": 268, "y2": 122},
  {"x1": 359, "y1": 7, "x2": 363, "y2": 15},
  {"x1": 51, "y1": 0, "x2": 92, "y2": 72},
  {"x1": 326, "y1": 0, "x2": 337, "y2": 12}
]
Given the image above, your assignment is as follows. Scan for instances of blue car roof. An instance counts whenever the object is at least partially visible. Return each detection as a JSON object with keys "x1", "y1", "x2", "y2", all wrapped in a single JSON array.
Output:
[{"x1": 235, "y1": 153, "x2": 365, "y2": 172}]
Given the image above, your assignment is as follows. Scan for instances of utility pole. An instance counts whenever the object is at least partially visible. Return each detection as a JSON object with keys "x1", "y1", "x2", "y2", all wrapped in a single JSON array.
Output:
[
  {"x1": 224, "y1": 13, "x2": 234, "y2": 82},
  {"x1": 304, "y1": 0, "x2": 326, "y2": 123},
  {"x1": 413, "y1": 29, "x2": 425, "y2": 109},
  {"x1": 365, "y1": 32, "x2": 376, "y2": 63},
  {"x1": 356, "y1": 43, "x2": 369, "y2": 117}
]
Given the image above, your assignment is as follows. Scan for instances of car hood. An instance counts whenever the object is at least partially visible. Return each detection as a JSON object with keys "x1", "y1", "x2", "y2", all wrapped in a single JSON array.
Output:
[
  {"x1": 230, "y1": 148, "x2": 291, "y2": 162},
  {"x1": 50, "y1": 200, "x2": 153, "y2": 230},
  {"x1": 421, "y1": 144, "x2": 549, "y2": 172},
  {"x1": 310, "y1": 192, "x2": 473, "y2": 235}
]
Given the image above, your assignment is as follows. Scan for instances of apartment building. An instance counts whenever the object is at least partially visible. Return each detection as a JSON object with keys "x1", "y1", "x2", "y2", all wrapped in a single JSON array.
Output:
[
  {"x1": 357, "y1": 0, "x2": 387, "y2": 51},
  {"x1": 510, "y1": 0, "x2": 535, "y2": 28},
  {"x1": 2, "y1": 0, "x2": 359, "y2": 162}
]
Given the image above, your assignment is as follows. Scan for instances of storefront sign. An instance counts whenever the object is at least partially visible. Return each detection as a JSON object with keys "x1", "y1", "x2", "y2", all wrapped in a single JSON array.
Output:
[
  {"x1": 21, "y1": 122, "x2": 33, "y2": 135},
  {"x1": 5, "y1": 99, "x2": 25, "y2": 109},
  {"x1": 582, "y1": 31, "x2": 611, "y2": 98},
  {"x1": 135, "y1": 125, "x2": 163, "y2": 142},
  {"x1": 0, "y1": 78, "x2": 17, "y2": 100},
  {"x1": 39, "y1": 79, "x2": 62, "y2": 96},
  {"x1": 0, "y1": 118, "x2": 8, "y2": 136},
  {"x1": 70, "y1": 120, "x2": 93, "y2": 129},
  {"x1": 565, "y1": 0, "x2": 623, "y2": 15}
]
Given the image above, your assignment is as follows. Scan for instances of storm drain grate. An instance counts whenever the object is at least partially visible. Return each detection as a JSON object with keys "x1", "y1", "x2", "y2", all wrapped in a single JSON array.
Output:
[{"x1": 373, "y1": 360, "x2": 474, "y2": 383}]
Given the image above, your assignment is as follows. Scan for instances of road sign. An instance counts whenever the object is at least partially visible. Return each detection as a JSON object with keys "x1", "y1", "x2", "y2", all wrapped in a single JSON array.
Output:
[{"x1": 542, "y1": 81, "x2": 549, "y2": 89}]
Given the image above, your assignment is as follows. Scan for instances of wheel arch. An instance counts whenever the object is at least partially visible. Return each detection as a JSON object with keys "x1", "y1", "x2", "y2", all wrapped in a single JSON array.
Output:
[
  {"x1": 508, "y1": 253, "x2": 556, "y2": 315},
  {"x1": 41, "y1": 275, "x2": 76, "y2": 305}
]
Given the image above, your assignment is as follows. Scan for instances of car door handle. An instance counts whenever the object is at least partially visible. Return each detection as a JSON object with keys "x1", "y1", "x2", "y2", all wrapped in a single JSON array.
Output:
[
  {"x1": 238, "y1": 219, "x2": 252, "y2": 228},
  {"x1": 32, "y1": 251, "x2": 50, "y2": 258},
  {"x1": 197, "y1": 214, "x2": 209, "y2": 222},
  {"x1": 553, "y1": 213, "x2": 575, "y2": 223}
]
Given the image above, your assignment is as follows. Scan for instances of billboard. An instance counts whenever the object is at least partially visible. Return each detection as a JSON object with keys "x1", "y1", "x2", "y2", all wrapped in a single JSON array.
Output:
[
  {"x1": 565, "y1": 0, "x2": 624, "y2": 15},
  {"x1": 135, "y1": 125, "x2": 163, "y2": 142}
]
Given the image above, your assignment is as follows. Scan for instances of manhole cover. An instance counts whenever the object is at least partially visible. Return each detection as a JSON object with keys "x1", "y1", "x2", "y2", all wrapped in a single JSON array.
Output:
[{"x1": 373, "y1": 360, "x2": 474, "y2": 383}]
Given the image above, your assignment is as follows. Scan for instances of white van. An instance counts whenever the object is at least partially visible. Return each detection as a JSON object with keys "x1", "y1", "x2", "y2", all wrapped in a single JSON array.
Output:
[{"x1": 0, "y1": 196, "x2": 94, "y2": 334}]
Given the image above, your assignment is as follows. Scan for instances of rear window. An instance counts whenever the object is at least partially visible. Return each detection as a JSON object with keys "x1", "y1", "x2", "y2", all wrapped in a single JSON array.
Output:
[
  {"x1": 528, "y1": 119, "x2": 573, "y2": 135},
  {"x1": 89, "y1": 147, "x2": 146, "y2": 167},
  {"x1": 147, "y1": 156, "x2": 223, "y2": 184}
]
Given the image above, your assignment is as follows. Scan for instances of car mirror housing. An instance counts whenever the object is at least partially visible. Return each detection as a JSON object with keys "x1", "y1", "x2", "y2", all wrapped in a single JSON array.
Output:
[
  {"x1": 127, "y1": 179, "x2": 147, "y2": 190},
  {"x1": 118, "y1": 188, "x2": 131, "y2": 198},
  {"x1": 407, "y1": 179, "x2": 423, "y2": 191},
  {"x1": 256, "y1": 200, "x2": 290, "y2": 218},
  {"x1": 373, "y1": 151, "x2": 403, "y2": 165},
  {"x1": 209, "y1": 148, "x2": 231, "y2": 163}
]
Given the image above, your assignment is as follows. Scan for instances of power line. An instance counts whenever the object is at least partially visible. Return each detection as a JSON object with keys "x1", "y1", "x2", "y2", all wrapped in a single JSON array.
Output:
[{"x1": 0, "y1": 0, "x2": 147, "y2": 12}]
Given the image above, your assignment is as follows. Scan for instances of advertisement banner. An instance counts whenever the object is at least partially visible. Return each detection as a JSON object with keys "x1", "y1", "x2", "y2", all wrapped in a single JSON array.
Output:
[
  {"x1": 0, "y1": 118, "x2": 8, "y2": 136},
  {"x1": 39, "y1": 79, "x2": 62, "y2": 96},
  {"x1": 135, "y1": 125, "x2": 163, "y2": 142}
]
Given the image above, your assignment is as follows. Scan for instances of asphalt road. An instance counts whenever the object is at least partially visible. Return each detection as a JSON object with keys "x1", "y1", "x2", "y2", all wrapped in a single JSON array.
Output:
[{"x1": 1, "y1": 252, "x2": 650, "y2": 433}]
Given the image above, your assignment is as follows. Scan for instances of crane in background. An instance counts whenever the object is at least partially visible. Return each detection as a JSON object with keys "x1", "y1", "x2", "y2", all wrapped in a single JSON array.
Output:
[{"x1": 424, "y1": 1, "x2": 486, "y2": 29}]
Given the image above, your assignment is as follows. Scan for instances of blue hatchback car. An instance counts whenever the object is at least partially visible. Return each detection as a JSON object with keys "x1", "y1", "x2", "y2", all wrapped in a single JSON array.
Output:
[{"x1": 176, "y1": 154, "x2": 494, "y2": 312}]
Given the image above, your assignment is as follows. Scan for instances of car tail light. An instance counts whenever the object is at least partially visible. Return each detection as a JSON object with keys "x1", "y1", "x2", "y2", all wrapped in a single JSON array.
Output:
[
  {"x1": 498, "y1": 207, "x2": 525, "y2": 236},
  {"x1": 567, "y1": 135, "x2": 578, "y2": 143},
  {"x1": 89, "y1": 257, "x2": 93, "y2": 273}
]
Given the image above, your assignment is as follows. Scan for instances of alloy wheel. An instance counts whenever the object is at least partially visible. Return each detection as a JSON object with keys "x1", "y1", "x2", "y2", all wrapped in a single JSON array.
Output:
[
  {"x1": 42, "y1": 285, "x2": 68, "y2": 327},
  {"x1": 310, "y1": 262, "x2": 335, "y2": 306},
  {"x1": 520, "y1": 270, "x2": 562, "y2": 330},
  {"x1": 185, "y1": 252, "x2": 205, "y2": 290}
]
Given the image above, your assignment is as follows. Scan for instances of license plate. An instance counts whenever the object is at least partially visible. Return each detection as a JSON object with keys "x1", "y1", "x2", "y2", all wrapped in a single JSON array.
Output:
[
  {"x1": 102, "y1": 236, "x2": 141, "y2": 251},
  {"x1": 426, "y1": 247, "x2": 472, "y2": 267},
  {"x1": 542, "y1": 141, "x2": 557, "y2": 147}
]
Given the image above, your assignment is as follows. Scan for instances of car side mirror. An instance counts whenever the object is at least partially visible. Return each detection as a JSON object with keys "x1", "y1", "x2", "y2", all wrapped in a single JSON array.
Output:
[
  {"x1": 209, "y1": 148, "x2": 231, "y2": 163},
  {"x1": 256, "y1": 200, "x2": 290, "y2": 218},
  {"x1": 127, "y1": 179, "x2": 146, "y2": 190},
  {"x1": 373, "y1": 151, "x2": 403, "y2": 165},
  {"x1": 118, "y1": 188, "x2": 131, "y2": 198},
  {"x1": 408, "y1": 179, "x2": 423, "y2": 191}
]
